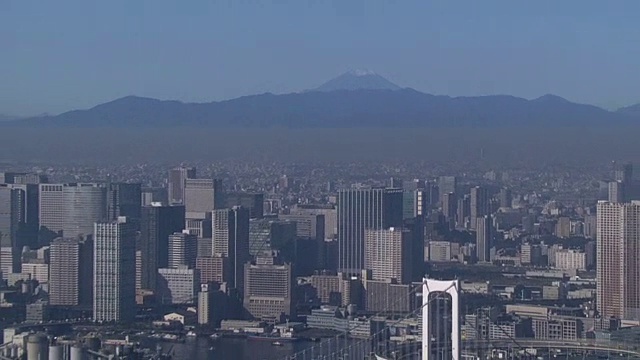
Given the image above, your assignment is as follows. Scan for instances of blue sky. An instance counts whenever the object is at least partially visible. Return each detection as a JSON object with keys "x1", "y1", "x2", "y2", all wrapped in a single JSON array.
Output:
[{"x1": 1, "y1": 1, "x2": 639, "y2": 115}]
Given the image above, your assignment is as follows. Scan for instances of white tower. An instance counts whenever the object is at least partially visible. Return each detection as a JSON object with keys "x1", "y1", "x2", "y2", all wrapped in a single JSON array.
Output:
[{"x1": 422, "y1": 278, "x2": 461, "y2": 360}]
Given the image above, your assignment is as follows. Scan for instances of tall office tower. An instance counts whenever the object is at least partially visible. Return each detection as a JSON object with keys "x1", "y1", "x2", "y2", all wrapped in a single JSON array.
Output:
[
  {"x1": 402, "y1": 189, "x2": 425, "y2": 220},
  {"x1": 597, "y1": 201, "x2": 640, "y2": 320},
  {"x1": 157, "y1": 267, "x2": 199, "y2": 304},
  {"x1": 168, "y1": 166, "x2": 196, "y2": 205},
  {"x1": 337, "y1": 188, "x2": 403, "y2": 275},
  {"x1": 456, "y1": 194, "x2": 471, "y2": 228},
  {"x1": 0, "y1": 172, "x2": 48, "y2": 185},
  {"x1": 106, "y1": 183, "x2": 142, "y2": 223},
  {"x1": 290, "y1": 204, "x2": 337, "y2": 239},
  {"x1": 0, "y1": 186, "x2": 22, "y2": 273},
  {"x1": 224, "y1": 192, "x2": 264, "y2": 219},
  {"x1": 39, "y1": 184, "x2": 106, "y2": 238},
  {"x1": 438, "y1": 176, "x2": 457, "y2": 203},
  {"x1": 212, "y1": 207, "x2": 250, "y2": 293},
  {"x1": 476, "y1": 216, "x2": 492, "y2": 263},
  {"x1": 442, "y1": 192, "x2": 457, "y2": 226},
  {"x1": 38, "y1": 184, "x2": 65, "y2": 234},
  {"x1": 499, "y1": 188, "x2": 512, "y2": 208},
  {"x1": 389, "y1": 177, "x2": 404, "y2": 189},
  {"x1": 404, "y1": 179, "x2": 425, "y2": 191},
  {"x1": 168, "y1": 231, "x2": 197, "y2": 269},
  {"x1": 584, "y1": 214, "x2": 597, "y2": 239},
  {"x1": 243, "y1": 251, "x2": 293, "y2": 321},
  {"x1": 425, "y1": 180, "x2": 439, "y2": 207},
  {"x1": 364, "y1": 228, "x2": 411, "y2": 283},
  {"x1": 186, "y1": 215, "x2": 212, "y2": 239},
  {"x1": 139, "y1": 204, "x2": 185, "y2": 291},
  {"x1": 184, "y1": 178, "x2": 222, "y2": 219},
  {"x1": 608, "y1": 181, "x2": 625, "y2": 204},
  {"x1": 196, "y1": 256, "x2": 229, "y2": 285},
  {"x1": 470, "y1": 186, "x2": 490, "y2": 230},
  {"x1": 615, "y1": 163, "x2": 633, "y2": 183},
  {"x1": 279, "y1": 213, "x2": 326, "y2": 272},
  {"x1": 94, "y1": 217, "x2": 136, "y2": 322},
  {"x1": 49, "y1": 238, "x2": 93, "y2": 307},
  {"x1": 63, "y1": 183, "x2": 106, "y2": 238}
]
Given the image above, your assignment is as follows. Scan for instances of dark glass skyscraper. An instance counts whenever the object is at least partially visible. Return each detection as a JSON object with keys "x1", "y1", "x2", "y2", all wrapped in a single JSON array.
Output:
[
  {"x1": 106, "y1": 182, "x2": 142, "y2": 223},
  {"x1": 337, "y1": 187, "x2": 403, "y2": 275},
  {"x1": 212, "y1": 206, "x2": 250, "y2": 294},
  {"x1": 168, "y1": 166, "x2": 196, "y2": 205},
  {"x1": 139, "y1": 205, "x2": 185, "y2": 290}
]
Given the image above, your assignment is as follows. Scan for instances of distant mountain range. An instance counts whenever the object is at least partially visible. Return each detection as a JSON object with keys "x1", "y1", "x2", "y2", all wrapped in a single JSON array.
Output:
[{"x1": 4, "y1": 71, "x2": 640, "y2": 128}]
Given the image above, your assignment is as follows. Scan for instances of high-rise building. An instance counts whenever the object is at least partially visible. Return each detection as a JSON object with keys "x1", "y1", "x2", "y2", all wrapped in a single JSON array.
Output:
[
  {"x1": 184, "y1": 178, "x2": 222, "y2": 218},
  {"x1": 212, "y1": 207, "x2": 250, "y2": 294},
  {"x1": 196, "y1": 256, "x2": 229, "y2": 285},
  {"x1": 615, "y1": 163, "x2": 633, "y2": 183},
  {"x1": 49, "y1": 238, "x2": 93, "y2": 307},
  {"x1": 442, "y1": 192, "x2": 457, "y2": 226},
  {"x1": 337, "y1": 188, "x2": 403, "y2": 275},
  {"x1": 224, "y1": 192, "x2": 264, "y2": 219},
  {"x1": 106, "y1": 183, "x2": 142, "y2": 223},
  {"x1": 438, "y1": 176, "x2": 457, "y2": 203},
  {"x1": 470, "y1": 186, "x2": 490, "y2": 230},
  {"x1": 0, "y1": 185, "x2": 24, "y2": 273},
  {"x1": 364, "y1": 228, "x2": 411, "y2": 283},
  {"x1": 168, "y1": 166, "x2": 196, "y2": 205},
  {"x1": 499, "y1": 188, "x2": 512, "y2": 208},
  {"x1": 608, "y1": 181, "x2": 625, "y2": 204},
  {"x1": 402, "y1": 189, "x2": 425, "y2": 220},
  {"x1": 168, "y1": 231, "x2": 197, "y2": 269},
  {"x1": 597, "y1": 201, "x2": 640, "y2": 320},
  {"x1": 39, "y1": 183, "x2": 106, "y2": 238},
  {"x1": 94, "y1": 217, "x2": 136, "y2": 322},
  {"x1": 243, "y1": 251, "x2": 293, "y2": 321},
  {"x1": 290, "y1": 204, "x2": 337, "y2": 239},
  {"x1": 157, "y1": 267, "x2": 199, "y2": 304},
  {"x1": 38, "y1": 184, "x2": 65, "y2": 234},
  {"x1": 279, "y1": 213, "x2": 326, "y2": 271},
  {"x1": 457, "y1": 195, "x2": 471, "y2": 229},
  {"x1": 139, "y1": 204, "x2": 185, "y2": 291},
  {"x1": 476, "y1": 216, "x2": 492, "y2": 263}
]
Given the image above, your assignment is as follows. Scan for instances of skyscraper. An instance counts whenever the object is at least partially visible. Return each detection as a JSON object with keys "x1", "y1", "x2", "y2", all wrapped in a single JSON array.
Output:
[
  {"x1": 0, "y1": 185, "x2": 24, "y2": 273},
  {"x1": 49, "y1": 238, "x2": 93, "y2": 307},
  {"x1": 442, "y1": 192, "x2": 457, "y2": 227},
  {"x1": 279, "y1": 213, "x2": 326, "y2": 271},
  {"x1": 168, "y1": 231, "x2": 198, "y2": 269},
  {"x1": 499, "y1": 188, "x2": 512, "y2": 208},
  {"x1": 224, "y1": 192, "x2": 264, "y2": 219},
  {"x1": 597, "y1": 201, "x2": 640, "y2": 320},
  {"x1": 212, "y1": 207, "x2": 250, "y2": 293},
  {"x1": 608, "y1": 181, "x2": 625, "y2": 204},
  {"x1": 337, "y1": 187, "x2": 403, "y2": 275},
  {"x1": 168, "y1": 166, "x2": 196, "y2": 205},
  {"x1": 438, "y1": 176, "x2": 457, "y2": 204},
  {"x1": 476, "y1": 216, "x2": 492, "y2": 263},
  {"x1": 94, "y1": 217, "x2": 136, "y2": 322},
  {"x1": 106, "y1": 182, "x2": 142, "y2": 223},
  {"x1": 470, "y1": 186, "x2": 490, "y2": 230},
  {"x1": 184, "y1": 178, "x2": 222, "y2": 218},
  {"x1": 364, "y1": 227, "x2": 411, "y2": 283},
  {"x1": 139, "y1": 204, "x2": 185, "y2": 291},
  {"x1": 243, "y1": 251, "x2": 293, "y2": 321},
  {"x1": 39, "y1": 183, "x2": 106, "y2": 238},
  {"x1": 615, "y1": 163, "x2": 633, "y2": 183}
]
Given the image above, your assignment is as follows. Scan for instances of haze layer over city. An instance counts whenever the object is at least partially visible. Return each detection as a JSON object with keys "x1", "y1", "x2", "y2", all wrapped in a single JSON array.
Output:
[{"x1": 2, "y1": 2, "x2": 640, "y2": 360}]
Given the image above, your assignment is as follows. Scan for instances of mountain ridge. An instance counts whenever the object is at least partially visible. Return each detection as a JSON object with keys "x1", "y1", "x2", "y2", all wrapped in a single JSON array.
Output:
[{"x1": 5, "y1": 68, "x2": 640, "y2": 128}]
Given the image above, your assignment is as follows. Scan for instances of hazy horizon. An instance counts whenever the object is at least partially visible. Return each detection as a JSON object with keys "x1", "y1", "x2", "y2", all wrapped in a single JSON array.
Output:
[{"x1": 2, "y1": 1, "x2": 640, "y2": 116}]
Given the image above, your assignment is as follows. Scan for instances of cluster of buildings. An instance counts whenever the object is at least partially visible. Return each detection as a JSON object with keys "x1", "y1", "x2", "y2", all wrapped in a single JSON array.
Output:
[{"x1": 1, "y1": 162, "x2": 640, "y2": 347}]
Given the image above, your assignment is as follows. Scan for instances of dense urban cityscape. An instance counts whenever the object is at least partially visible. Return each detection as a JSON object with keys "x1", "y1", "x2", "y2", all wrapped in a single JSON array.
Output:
[
  {"x1": 0, "y1": 158, "x2": 638, "y2": 359},
  {"x1": 4, "y1": 2, "x2": 640, "y2": 360}
]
